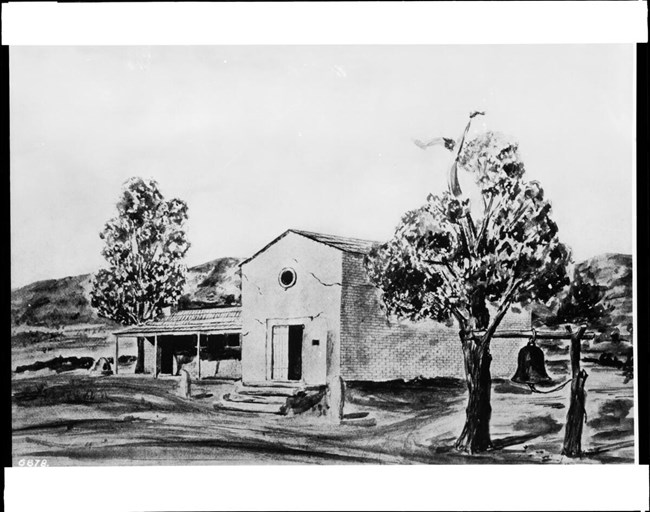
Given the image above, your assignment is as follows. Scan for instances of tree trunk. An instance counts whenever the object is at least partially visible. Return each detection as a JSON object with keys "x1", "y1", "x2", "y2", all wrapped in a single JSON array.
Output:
[
  {"x1": 562, "y1": 325, "x2": 588, "y2": 457},
  {"x1": 135, "y1": 337, "x2": 145, "y2": 374},
  {"x1": 562, "y1": 369, "x2": 588, "y2": 457},
  {"x1": 456, "y1": 335, "x2": 493, "y2": 453}
]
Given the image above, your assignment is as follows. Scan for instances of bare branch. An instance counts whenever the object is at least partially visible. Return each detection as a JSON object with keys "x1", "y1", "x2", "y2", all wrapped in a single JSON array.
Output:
[
  {"x1": 481, "y1": 278, "x2": 523, "y2": 349},
  {"x1": 451, "y1": 308, "x2": 468, "y2": 329},
  {"x1": 475, "y1": 193, "x2": 495, "y2": 250}
]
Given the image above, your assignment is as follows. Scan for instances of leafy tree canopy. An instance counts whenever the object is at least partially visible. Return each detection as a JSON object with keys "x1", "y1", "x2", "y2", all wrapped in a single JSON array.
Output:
[
  {"x1": 366, "y1": 131, "x2": 571, "y2": 336},
  {"x1": 91, "y1": 177, "x2": 190, "y2": 326},
  {"x1": 549, "y1": 265, "x2": 616, "y2": 333}
]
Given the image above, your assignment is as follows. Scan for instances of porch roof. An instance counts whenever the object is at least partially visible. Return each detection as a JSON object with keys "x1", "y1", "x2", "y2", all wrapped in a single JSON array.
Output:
[{"x1": 114, "y1": 307, "x2": 242, "y2": 336}]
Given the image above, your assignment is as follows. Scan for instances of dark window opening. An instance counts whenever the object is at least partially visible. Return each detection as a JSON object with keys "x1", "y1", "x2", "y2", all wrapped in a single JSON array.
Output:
[
  {"x1": 312, "y1": 339, "x2": 320, "y2": 346},
  {"x1": 279, "y1": 267, "x2": 297, "y2": 288},
  {"x1": 151, "y1": 334, "x2": 241, "y2": 376},
  {"x1": 204, "y1": 333, "x2": 241, "y2": 361}
]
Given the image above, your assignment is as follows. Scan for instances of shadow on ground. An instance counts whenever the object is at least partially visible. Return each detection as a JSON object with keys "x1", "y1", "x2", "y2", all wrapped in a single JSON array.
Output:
[{"x1": 11, "y1": 360, "x2": 634, "y2": 465}]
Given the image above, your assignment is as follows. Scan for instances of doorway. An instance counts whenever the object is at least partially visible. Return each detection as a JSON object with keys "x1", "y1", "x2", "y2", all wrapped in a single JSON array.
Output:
[
  {"x1": 271, "y1": 324, "x2": 303, "y2": 381},
  {"x1": 160, "y1": 340, "x2": 174, "y2": 374}
]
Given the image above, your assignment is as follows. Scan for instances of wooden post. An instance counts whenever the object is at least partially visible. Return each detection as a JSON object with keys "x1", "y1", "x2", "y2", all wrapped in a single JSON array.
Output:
[
  {"x1": 114, "y1": 335, "x2": 119, "y2": 375},
  {"x1": 562, "y1": 325, "x2": 588, "y2": 457},
  {"x1": 325, "y1": 331, "x2": 343, "y2": 422},
  {"x1": 154, "y1": 335, "x2": 158, "y2": 379},
  {"x1": 196, "y1": 333, "x2": 201, "y2": 380}
]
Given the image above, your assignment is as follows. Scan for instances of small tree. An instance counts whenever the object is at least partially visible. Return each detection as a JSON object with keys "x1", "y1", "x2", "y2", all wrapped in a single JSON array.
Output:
[
  {"x1": 91, "y1": 177, "x2": 190, "y2": 371},
  {"x1": 554, "y1": 266, "x2": 616, "y2": 339},
  {"x1": 366, "y1": 122, "x2": 571, "y2": 453}
]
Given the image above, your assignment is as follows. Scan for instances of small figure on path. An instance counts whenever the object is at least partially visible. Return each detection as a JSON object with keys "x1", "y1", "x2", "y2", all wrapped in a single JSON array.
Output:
[{"x1": 178, "y1": 368, "x2": 192, "y2": 399}]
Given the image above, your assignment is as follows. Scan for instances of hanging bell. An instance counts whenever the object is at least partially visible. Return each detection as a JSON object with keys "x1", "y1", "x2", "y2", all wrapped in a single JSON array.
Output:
[{"x1": 511, "y1": 335, "x2": 552, "y2": 385}]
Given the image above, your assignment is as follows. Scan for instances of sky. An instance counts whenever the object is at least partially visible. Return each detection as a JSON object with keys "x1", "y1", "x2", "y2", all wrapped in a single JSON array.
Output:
[{"x1": 10, "y1": 45, "x2": 635, "y2": 289}]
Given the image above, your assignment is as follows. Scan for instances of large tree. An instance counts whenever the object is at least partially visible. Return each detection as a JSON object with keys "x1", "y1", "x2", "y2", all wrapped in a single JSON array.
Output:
[
  {"x1": 366, "y1": 118, "x2": 571, "y2": 453},
  {"x1": 91, "y1": 177, "x2": 190, "y2": 371}
]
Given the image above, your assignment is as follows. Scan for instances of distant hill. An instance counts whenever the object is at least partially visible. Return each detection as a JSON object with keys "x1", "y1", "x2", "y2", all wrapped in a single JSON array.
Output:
[
  {"x1": 11, "y1": 274, "x2": 102, "y2": 328},
  {"x1": 533, "y1": 253, "x2": 633, "y2": 339},
  {"x1": 178, "y1": 257, "x2": 242, "y2": 309},
  {"x1": 11, "y1": 258, "x2": 242, "y2": 329},
  {"x1": 12, "y1": 253, "x2": 631, "y2": 337}
]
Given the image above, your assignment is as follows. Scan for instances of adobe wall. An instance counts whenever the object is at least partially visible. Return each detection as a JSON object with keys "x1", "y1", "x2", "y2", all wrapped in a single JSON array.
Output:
[
  {"x1": 240, "y1": 232, "x2": 342, "y2": 385},
  {"x1": 143, "y1": 337, "x2": 155, "y2": 375},
  {"x1": 340, "y1": 253, "x2": 531, "y2": 381}
]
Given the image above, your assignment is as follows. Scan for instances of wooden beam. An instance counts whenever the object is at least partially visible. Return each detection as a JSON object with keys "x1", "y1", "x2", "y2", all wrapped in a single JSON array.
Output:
[
  {"x1": 154, "y1": 334, "x2": 158, "y2": 379},
  {"x1": 196, "y1": 333, "x2": 201, "y2": 380},
  {"x1": 113, "y1": 330, "x2": 241, "y2": 337},
  {"x1": 487, "y1": 329, "x2": 595, "y2": 340}
]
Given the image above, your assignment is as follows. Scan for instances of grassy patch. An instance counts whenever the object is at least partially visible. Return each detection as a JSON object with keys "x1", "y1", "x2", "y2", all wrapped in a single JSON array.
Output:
[
  {"x1": 13, "y1": 379, "x2": 110, "y2": 405},
  {"x1": 11, "y1": 330, "x2": 64, "y2": 348}
]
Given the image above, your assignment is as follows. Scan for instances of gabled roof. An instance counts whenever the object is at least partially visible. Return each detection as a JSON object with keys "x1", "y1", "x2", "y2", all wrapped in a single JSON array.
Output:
[
  {"x1": 114, "y1": 307, "x2": 241, "y2": 336},
  {"x1": 240, "y1": 229, "x2": 381, "y2": 266}
]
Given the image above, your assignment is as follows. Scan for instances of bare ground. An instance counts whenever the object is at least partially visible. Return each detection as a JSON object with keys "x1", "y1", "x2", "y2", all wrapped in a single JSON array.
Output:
[{"x1": 11, "y1": 358, "x2": 634, "y2": 466}]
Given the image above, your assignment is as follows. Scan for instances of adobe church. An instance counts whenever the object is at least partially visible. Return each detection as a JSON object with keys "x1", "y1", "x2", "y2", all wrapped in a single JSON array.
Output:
[
  {"x1": 115, "y1": 229, "x2": 530, "y2": 386},
  {"x1": 239, "y1": 229, "x2": 529, "y2": 386}
]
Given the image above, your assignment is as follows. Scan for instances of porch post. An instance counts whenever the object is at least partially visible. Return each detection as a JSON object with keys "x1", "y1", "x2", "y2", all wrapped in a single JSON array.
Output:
[
  {"x1": 154, "y1": 334, "x2": 159, "y2": 379},
  {"x1": 196, "y1": 332, "x2": 201, "y2": 380},
  {"x1": 114, "y1": 335, "x2": 119, "y2": 375}
]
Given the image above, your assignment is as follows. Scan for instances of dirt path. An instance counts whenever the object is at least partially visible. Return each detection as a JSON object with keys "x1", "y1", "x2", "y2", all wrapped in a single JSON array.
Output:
[{"x1": 11, "y1": 362, "x2": 635, "y2": 465}]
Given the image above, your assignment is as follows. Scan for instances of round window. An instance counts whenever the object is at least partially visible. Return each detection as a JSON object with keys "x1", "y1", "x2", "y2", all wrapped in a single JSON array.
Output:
[{"x1": 278, "y1": 267, "x2": 297, "y2": 289}]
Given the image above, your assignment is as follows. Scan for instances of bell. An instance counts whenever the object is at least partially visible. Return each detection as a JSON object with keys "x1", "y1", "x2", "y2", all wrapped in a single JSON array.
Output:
[{"x1": 512, "y1": 336, "x2": 552, "y2": 385}]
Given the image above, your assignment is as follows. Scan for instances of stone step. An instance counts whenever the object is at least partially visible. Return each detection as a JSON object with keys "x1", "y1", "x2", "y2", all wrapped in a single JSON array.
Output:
[
  {"x1": 236, "y1": 386, "x2": 302, "y2": 397},
  {"x1": 243, "y1": 380, "x2": 303, "y2": 389},
  {"x1": 341, "y1": 416, "x2": 377, "y2": 427},
  {"x1": 214, "y1": 396, "x2": 285, "y2": 415},
  {"x1": 225, "y1": 392, "x2": 288, "y2": 405},
  {"x1": 343, "y1": 411, "x2": 370, "y2": 420}
]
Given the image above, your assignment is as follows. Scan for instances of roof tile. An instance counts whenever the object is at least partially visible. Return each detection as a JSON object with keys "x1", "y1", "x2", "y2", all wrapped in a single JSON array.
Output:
[
  {"x1": 114, "y1": 307, "x2": 242, "y2": 336},
  {"x1": 240, "y1": 229, "x2": 381, "y2": 266}
]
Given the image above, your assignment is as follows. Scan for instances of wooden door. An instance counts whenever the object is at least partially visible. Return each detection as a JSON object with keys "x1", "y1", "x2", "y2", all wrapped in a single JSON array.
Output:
[{"x1": 271, "y1": 325, "x2": 289, "y2": 380}]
